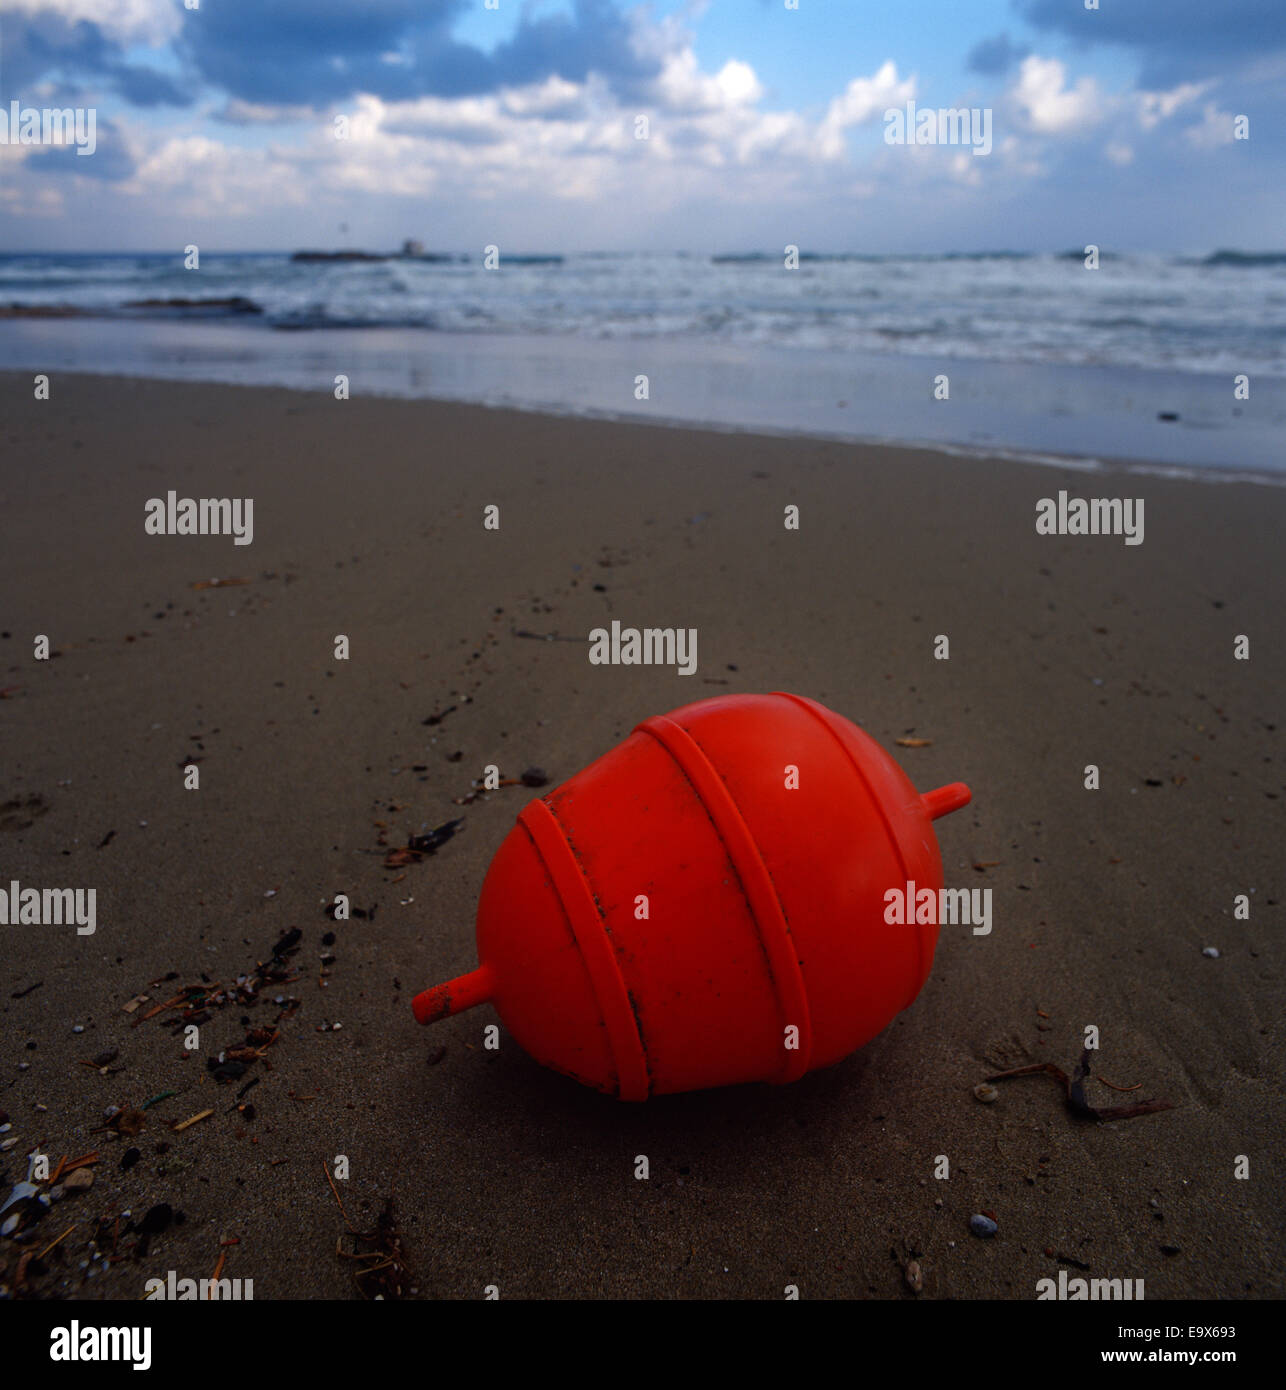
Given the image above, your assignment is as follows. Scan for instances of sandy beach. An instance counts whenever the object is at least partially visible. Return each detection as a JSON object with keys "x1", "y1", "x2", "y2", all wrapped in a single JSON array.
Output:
[{"x1": 1, "y1": 370, "x2": 1282, "y2": 1300}]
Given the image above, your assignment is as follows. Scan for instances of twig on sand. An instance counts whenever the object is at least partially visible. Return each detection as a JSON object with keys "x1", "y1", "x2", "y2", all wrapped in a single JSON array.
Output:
[
  {"x1": 323, "y1": 1159, "x2": 353, "y2": 1232},
  {"x1": 986, "y1": 1048, "x2": 1173, "y2": 1122},
  {"x1": 37, "y1": 1224, "x2": 77, "y2": 1260}
]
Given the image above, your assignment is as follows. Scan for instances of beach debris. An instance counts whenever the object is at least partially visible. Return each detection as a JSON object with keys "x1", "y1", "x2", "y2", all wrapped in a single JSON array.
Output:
[
  {"x1": 190, "y1": 577, "x2": 248, "y2": 590},
  {"x1": 2, "y1": 1181, "x2": 37, "y2": 1216},
  {"x1": 10, "y1": 981, "x2": 43, "y2": 999},
  {"x1": 972, "y1": 861, "x2": 1001, "y2": 873},
  {"x1": 37, "y1": 1223, "x2": 77, "y2": 1260},
  {"x1": 895, "y1": 737, "x2": 933, "y2": 748},
  {"x1": 109, "y1": 1108, "x2": 147, "y2": 1138},
  {"x1": 511, "y1": 627, "x2": 585, "y2": 642},
  {"x1": 973, "y1": 1083, "x2": 999, "y2": 1104},
  {"x1": 121, "y1": 994, "x2": 150, "y2": 1014},
  {"x1": 453, "y1": 767, "x2": 553, "y2": 804},
  {"x1": 985, "y1": 1048, "x2": 1173, "y2": 1122},
  {"x1": 426, "y1": 1046, "x2": 447, "y2": 1066},
  {"x1": 422, "y1": 704, "x2": 456, "y2": 726},
  {"x1": 96, "y1": 829, "x2": 116, "y2": 849},
  {"x1": 969, "y1": 1214, "x2": 998, "y2": 1238},
  {"x1": 383, "y1": 817, "x2": 463, "y2": 869},
  {"x1": 120, "y1": 1147, "x2": 141, "y2": 1171},
  {"x1": 172, "y1": 1108, "x2": 214, "y2": 1133},
  {"x1": 48, "y1": 1154, "x2": 98, "y2": 1185},
  {"x1": 1202, "y1": 946, "x2": 1220, "y2": 958},
  {"x1": 339, "y1": 1195, "x2": 414, "y2": 1301}
]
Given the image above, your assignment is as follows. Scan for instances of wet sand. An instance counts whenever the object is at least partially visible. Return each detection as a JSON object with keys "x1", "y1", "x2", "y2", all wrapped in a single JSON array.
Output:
[{"x1": 0, "y1": 372, "x2": 1282, "y2": 1299}]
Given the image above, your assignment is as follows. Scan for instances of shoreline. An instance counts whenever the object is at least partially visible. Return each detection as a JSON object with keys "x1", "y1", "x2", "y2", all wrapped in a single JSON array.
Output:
[{"x1": 1, "y1": 322, "x2": 1282, "y2": 478}]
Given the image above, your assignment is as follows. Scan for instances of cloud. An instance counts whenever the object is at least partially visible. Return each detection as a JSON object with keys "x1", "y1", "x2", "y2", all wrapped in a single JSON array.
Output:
[
  {"x1": 1185, "y1": 103, "x2": 1239, "y2": 149},
  {"x1": 215, "y1": 100, "x2": 317, "y2": 126},
  {"x1": 652, "y1": 50, "x2": 764, "y2": 114},
  {"x1": 1136, "y1": 81, "x2": 1211, "y2": 131},
  {"x1": 967, "y1": 34, "x2": 1030, "y2": 76},
  {"x1": 2, "y1": 7, "x2": 195, "y2": 107},
  {"x1": 1020, "y1": 0, "x2": 1286, "y2": 85},
  {"x1": 23, "y1": 116, "x2": 135, "y2": 180},
  {"x1": 175, "y1": 0, "x2": 663, "y2": 107},
  {"x1": 818, "y1": 61, "x2": 916, "y2": 158},
  {"x1": 1010, "y1": 56, "x2": 1104, "y2": 134},
  {"x1": 4, "y1": 0, "x2": 180, "y2": 47}
]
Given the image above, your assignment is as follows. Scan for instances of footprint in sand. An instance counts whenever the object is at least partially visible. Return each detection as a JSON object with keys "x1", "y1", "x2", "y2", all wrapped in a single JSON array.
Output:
[{"x1": 0, "y1": 793, "x2": 49, "y2": 831}]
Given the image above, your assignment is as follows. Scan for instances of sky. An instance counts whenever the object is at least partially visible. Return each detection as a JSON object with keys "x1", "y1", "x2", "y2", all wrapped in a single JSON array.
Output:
[{"x1": 0, "y1": 0, "x2": 1283, "y2": 253}]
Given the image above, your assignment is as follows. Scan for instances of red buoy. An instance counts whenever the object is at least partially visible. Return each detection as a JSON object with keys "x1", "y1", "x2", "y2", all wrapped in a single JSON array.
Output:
[{"x1": 412, "y1": 692, "x2": 970, "y2": 1099}]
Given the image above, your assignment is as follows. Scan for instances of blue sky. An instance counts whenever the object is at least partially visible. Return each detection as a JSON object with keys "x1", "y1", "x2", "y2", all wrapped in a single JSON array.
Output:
[{"x1": 1, "y1": 0, "x2": 1282, "y2": 252}]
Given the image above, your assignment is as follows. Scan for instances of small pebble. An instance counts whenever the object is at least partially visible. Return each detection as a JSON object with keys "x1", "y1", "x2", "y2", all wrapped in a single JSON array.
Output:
[
  {"x1": 63, "y1": 1167, "x2": 94, "y2": 1193},
  {"x1": 72, "y1": 1024, "x2": 85, "y2": 1034},
  {"x1": 1202, "y1": 947, "x2": 1220, "y2": 958},
  {"x1": 969, "y1": 1213, "x2": 998, "y2": 1238},
  {"x1": 48, "y1": 1185, "x2": 65, "y2": 1202},
  {"x1": 904, "y1": 1259, "x2": 923, "y2": 1293},
  {"x1": 973, "y1": 1083, "x2": 998, "y2": 1104},
  {"x1": 0, "y1": 1213, "x2": 19, "y2": 1236}
]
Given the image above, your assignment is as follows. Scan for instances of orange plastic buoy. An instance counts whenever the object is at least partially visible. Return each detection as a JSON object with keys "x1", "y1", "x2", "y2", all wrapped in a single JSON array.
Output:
[{"x1": 412, "y1": 692, "x2": 970, "y2": 1100}]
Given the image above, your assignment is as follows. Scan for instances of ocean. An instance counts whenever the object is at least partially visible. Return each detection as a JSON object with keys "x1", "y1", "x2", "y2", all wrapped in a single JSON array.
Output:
[{"x1": 1, "y1": 249, "x2": 1283, "y2": 478}]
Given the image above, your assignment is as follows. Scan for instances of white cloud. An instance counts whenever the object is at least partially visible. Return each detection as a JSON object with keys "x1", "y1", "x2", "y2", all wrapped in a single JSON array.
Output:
[
  {"x1": 500, "y1": 76, "x2": 586, "y2": 120},
  {"x1": 1011, "y1": 56, "x2": 1103, "y2": 134},
  {"x1": 818, "y1": 61, "x2": 916, "y2": 157},
  {"x1": 1185, "y1": 102, "x2": 1238, "y2": 149},
  {"x1": 653, "y1": 49, "x2": 765, "y2": 113},
  {"x1": 1137, "y1": 81, "x2": 1211, "y2": 131},
  {"x1": 6, "y1": 0, "x2": 179, "y2": 46}
]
